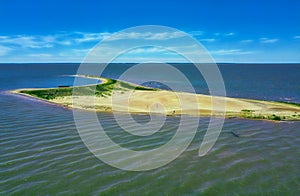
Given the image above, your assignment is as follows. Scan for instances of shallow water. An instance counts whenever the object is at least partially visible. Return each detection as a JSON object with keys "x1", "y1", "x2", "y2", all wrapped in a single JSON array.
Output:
[{"x1": 0, "y1": 63, "x2": 299, "y2": 194}]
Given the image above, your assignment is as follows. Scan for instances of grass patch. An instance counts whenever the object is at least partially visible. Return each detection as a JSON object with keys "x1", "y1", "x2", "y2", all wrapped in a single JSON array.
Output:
[
  {"x1": 267, "y1": 114, "x2": 281, "y2": 121},
  {"x1": 239, "y1": 110, "x2": 283, "y2": 121},
  {"x1": 21, "y1": 88, "x2": 73, "y2": 100},
  {"x1": 278, "y1": 101, "x2": 300, "y2": 107},
  {"x1": 241, "y1": 109, "x2": 255, "y2": 113},
  {"x1": 20, "y1": 77, "x2": 156, "y2": 100}
]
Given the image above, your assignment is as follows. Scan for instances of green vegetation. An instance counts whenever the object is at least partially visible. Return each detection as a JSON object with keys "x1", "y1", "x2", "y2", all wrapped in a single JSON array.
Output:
[
  {"x1": 21, "y1": 88, "x2": 73, "y2": 100},
  {"x1": 117, "y1": 80, "x2": 157, "y2": 91},
  {"x1": 21, "y1": 78, "x2": 156, "y2": 100},
  {"x1": 239, "y1": 113, "x2": 282, "y2": 121},
  {"x1": 240, "y1": 109, "x2": 259, "y2": 119},
  {"x1": 279, "y1": 101, "x2": 300, "y2": 107},
  {"x1": 239, "y1": 109, "x2": 284, "y2": 121},
  {"x1": 267, "y1": 114, "x2": 281, "y2": 121},
  {"x1": 241, "y1": 109, "x2": 255, "y2": 113}
]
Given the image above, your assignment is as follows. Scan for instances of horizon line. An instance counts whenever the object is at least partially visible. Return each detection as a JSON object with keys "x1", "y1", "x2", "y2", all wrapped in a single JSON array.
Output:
[{"x1": 1, "y1": 62, "x2": 300, "y2": 64}]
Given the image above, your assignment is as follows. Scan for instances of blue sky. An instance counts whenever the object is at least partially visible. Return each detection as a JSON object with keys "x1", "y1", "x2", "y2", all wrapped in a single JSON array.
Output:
[{"x1": 0, "y1": 0, "x2": 299, "y2": 63}]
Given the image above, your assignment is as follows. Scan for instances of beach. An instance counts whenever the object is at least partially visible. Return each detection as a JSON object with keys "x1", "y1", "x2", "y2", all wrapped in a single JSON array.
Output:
[{"x1": 12, "y1": 76, "x2": 300, "y2": 121}]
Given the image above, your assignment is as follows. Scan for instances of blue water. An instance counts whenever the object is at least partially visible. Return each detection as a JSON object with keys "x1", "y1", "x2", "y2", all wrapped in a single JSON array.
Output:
[{"x1": 0, "y1": 63, "x2": 299, "y2": 195}]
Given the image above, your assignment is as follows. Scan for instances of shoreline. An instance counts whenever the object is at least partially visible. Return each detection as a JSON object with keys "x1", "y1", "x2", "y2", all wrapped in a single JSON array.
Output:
[{"x1": 10, "y1": 76, "x2": 300, "y2": 121}]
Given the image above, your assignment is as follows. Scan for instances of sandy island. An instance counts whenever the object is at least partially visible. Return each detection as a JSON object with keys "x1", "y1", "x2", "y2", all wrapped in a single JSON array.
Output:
[{"x1": 11, "y1": 76, "x2": 300, "y2": 121}]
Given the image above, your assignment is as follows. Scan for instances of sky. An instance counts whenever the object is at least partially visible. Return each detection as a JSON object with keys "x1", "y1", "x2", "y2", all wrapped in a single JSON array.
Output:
[{"x1": 0, "y1": 0, "x2": 299, "y2": 63}]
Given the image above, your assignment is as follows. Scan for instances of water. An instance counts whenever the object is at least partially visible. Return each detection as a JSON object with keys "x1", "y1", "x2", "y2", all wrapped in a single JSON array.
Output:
[{"x1": 0, "y1": 63, "x2": 299, "y2": 195}]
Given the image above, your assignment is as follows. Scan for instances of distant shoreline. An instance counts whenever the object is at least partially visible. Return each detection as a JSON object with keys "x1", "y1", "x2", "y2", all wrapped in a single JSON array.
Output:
[
  {"x1": 10, "y1": 75, "x2": 300, "y2": 121},
  {"x1": 1, "y1": 62, "x2": 300, "y2": 65}
]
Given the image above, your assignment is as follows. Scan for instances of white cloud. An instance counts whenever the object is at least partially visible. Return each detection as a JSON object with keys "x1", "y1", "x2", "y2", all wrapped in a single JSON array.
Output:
[
  {"x1": 0, "y1": 30, "x2": 210, "y2": 53},
  {"x1": 199, "y1": 38, "x2": 216, "y2": 42},
  {"x1": 0, "y1": 36, "x2": 9, "y2": 39},
  {"x1": 211, "y1": 49, "x2": 253, "y2": 55},
  {"x1": 0, "y1": 45, "x2": 12, "y2": 56},
  {"x1": 74, "y1": 32, "x2": 111, "y2": 43},
  {"x1": 72, "y1": 31, "x2": 188, "y2": 43},
  {"x1": 213, "y1": 32, "x2": 235, "y2": 36},
  {"x1": 0, "y1": 33, "x2": 89, "y2": 48},
  {"x1": 57, "y1": 40, "x2": 72, "y2": 45},
  {"x1": 106, "y1": 31, "x2": 186, "y2": 41},
  {"x1": 225, "y1": 32, "x2": 235, "y2": 36},
  {"x1": 1, "y1": 30, "x2": 280, "y2": 63},
  {"x1": 240, "y1": 39, "x2": 253, "y2": 43},
  {"x1": 189, "y1": 30, "x2": 204, "y2": 36},
  {"x1": 28, "y1": 53, "x2": 52, "y2": 57},
  {"x1": 0, "y1": 35, "x2": 54, "y2": 48},
  {"x1": 126, "y1": 47, "x2": 169, "y2": 54},
  {"x1": 41, "y1": 35, "x2": 56, "y2": 43},
  {"x1": 260, "y1": 38, "x2": 278, "y2": 43}
]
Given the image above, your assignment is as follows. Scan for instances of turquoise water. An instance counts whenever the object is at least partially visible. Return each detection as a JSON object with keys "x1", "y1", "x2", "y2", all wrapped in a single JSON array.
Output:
[{"x1": 0, "y1": 63, "x2": 300, "y2": 195}]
